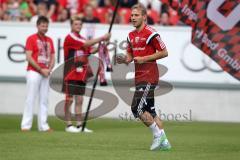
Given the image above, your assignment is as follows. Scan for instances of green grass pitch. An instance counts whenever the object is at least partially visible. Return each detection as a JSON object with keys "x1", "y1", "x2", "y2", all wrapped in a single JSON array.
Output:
[{"x1": 0, "y1": 115, "x2": 240, "y2": 160}]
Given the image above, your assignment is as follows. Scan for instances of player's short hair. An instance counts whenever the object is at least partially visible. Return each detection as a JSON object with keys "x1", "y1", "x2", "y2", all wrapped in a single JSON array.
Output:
[
  {"x1": 36, "y1": 16, "x2": 49, "y2": 26},
  {"x1": 84, "y1": 3, "x2": 94, "y2": 10},
  {"x1": 131, "y1": 3, "x2": 147, "y2": 16},
  {"x1": 70, "y1": 16, "x2": 83, "y2": 25}
]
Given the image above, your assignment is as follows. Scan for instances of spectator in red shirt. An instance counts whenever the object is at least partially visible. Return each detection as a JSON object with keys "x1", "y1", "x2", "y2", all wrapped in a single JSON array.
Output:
[
  {"x1": 57, "y1": 7, "x2": 69, "y2": 22},
  {"x1": 0, "y1": 0, "x2": 7, "y2": 10},
  {"x1": 30, "y1": 1, "x2": 49, "y2": 22},
  {"x1": 159, "y1": 12, "x2": 170, "y2": 26},
  {"x1": 139, "y1": 0, "x2": 162, "y2": 13},
  {"x1": 0, "y1": 4, "x2": 4, "y2": 20},
  {"x1": 57, "y1": 0, "x2": 88, "y2": 17},
  {"x1": 82, "y1": 3, "x2": 99, "y2": 23},
  {"x1": 4, "y1": 0, "x2": 21, "y2": 21},
  {"x1": 34, "y1": 0, "x2": 57, "y2": 19}
]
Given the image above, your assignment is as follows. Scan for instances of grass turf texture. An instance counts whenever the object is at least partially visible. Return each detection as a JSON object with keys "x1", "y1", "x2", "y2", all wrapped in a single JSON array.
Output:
[{"x1": 0, "y1": 115, "x2": 240, "y2": 160}]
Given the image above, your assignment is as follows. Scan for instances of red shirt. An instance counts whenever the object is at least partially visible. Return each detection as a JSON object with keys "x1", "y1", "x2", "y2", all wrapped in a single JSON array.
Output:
[
  {"x1": 25, "y1": 33, "x2": 55, "y2": 72},
  {"x1": 0, "y1": 0, "x2": 6, "y2": 8},
  {"x1": 63, "y1": 32, "x2": 91, "y2": 82},
  {"x1": 57, "y1": 0, "x2": 88, "y2": 13},
  {"x1": 127, "y1": 25, "x2": 166, "y2": 85}
]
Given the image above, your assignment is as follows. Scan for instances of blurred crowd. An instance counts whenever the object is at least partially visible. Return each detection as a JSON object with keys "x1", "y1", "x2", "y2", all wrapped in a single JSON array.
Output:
[{"x1": 0, "y1": 0, "x2": 181, "y2": 25}]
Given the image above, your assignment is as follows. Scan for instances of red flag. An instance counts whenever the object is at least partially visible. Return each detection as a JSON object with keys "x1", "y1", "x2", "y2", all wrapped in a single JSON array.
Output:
[{"x1": 160, "y1": 0, "x2": 240, "y2": 80}]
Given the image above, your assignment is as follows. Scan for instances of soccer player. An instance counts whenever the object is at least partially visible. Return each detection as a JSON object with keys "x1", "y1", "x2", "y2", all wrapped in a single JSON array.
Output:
[
  {"x1": 63, "y1": 16, "x2": 111, "y2": 133},
  {"x1": 21, "y1": 16, "x2": 55, "y2": 132},
  {"x1": 116, "y1": 3, "x2": 171, "y2": 151}
]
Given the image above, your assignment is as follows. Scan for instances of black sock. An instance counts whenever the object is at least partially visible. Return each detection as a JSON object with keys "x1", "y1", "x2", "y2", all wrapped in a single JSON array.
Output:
[{"x1": 76, "y1": 125, "x2": 82, "y2": 128}]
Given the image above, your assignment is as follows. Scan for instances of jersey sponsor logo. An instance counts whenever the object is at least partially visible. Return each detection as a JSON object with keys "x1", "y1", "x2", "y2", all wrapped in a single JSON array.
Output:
[{"x1": 132, "y1": 47, "x2": 146, "y2": 51}]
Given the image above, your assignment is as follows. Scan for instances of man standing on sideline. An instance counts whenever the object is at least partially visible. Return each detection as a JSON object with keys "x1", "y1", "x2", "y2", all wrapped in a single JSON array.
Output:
[
  {"x1": 116, "y1": 3, "x2": 171, "y2": 151},
  {"x1": 21, "y1": 16, "x2": 55, "y2": 132},
  {"x1": 63, "y1": 16, "x2": 111, "y2": 133}
]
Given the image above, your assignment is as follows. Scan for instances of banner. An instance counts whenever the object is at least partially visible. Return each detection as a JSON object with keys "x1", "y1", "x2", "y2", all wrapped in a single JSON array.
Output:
[
  {"x1": 0, "y1": 22, "x2": 239, "y2": 85},
  {"x1": 161, "y1": 0, "x2": 240, "y2": 80}
]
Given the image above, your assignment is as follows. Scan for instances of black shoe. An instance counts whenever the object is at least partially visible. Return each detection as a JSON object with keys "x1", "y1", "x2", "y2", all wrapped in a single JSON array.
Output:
[
  {"x1": 100, "y1": 81, "x2": 108, "y2": 86},
  {"x1": 106, "y1": 66, "x2": 113, "y2": 72}
]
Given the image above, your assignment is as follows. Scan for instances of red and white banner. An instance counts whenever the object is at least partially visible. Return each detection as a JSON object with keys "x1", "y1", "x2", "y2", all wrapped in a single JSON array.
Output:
[{"x1": 160, "y1": 0, "x2": 240, "y2": 80}]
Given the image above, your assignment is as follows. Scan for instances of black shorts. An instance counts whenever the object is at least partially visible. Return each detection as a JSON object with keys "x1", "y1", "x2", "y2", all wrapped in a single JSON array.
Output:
[
  {"x1": 62, "y1": 80, "x2": 86, "y2": 95},
  {"x1": 131, "y1": 83, "x2": 157, "y2": 118}
]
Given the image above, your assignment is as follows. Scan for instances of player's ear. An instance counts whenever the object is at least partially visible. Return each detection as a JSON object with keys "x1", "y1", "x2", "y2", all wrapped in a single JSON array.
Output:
[{"x1": 143, "y1": 14, "x2": 147, "y2": 21}]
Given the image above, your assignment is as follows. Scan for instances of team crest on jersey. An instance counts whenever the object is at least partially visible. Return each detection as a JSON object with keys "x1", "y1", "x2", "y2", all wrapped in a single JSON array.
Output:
[{"x1": 135, "y1": 37, "x2": 140, "y2": 43}]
